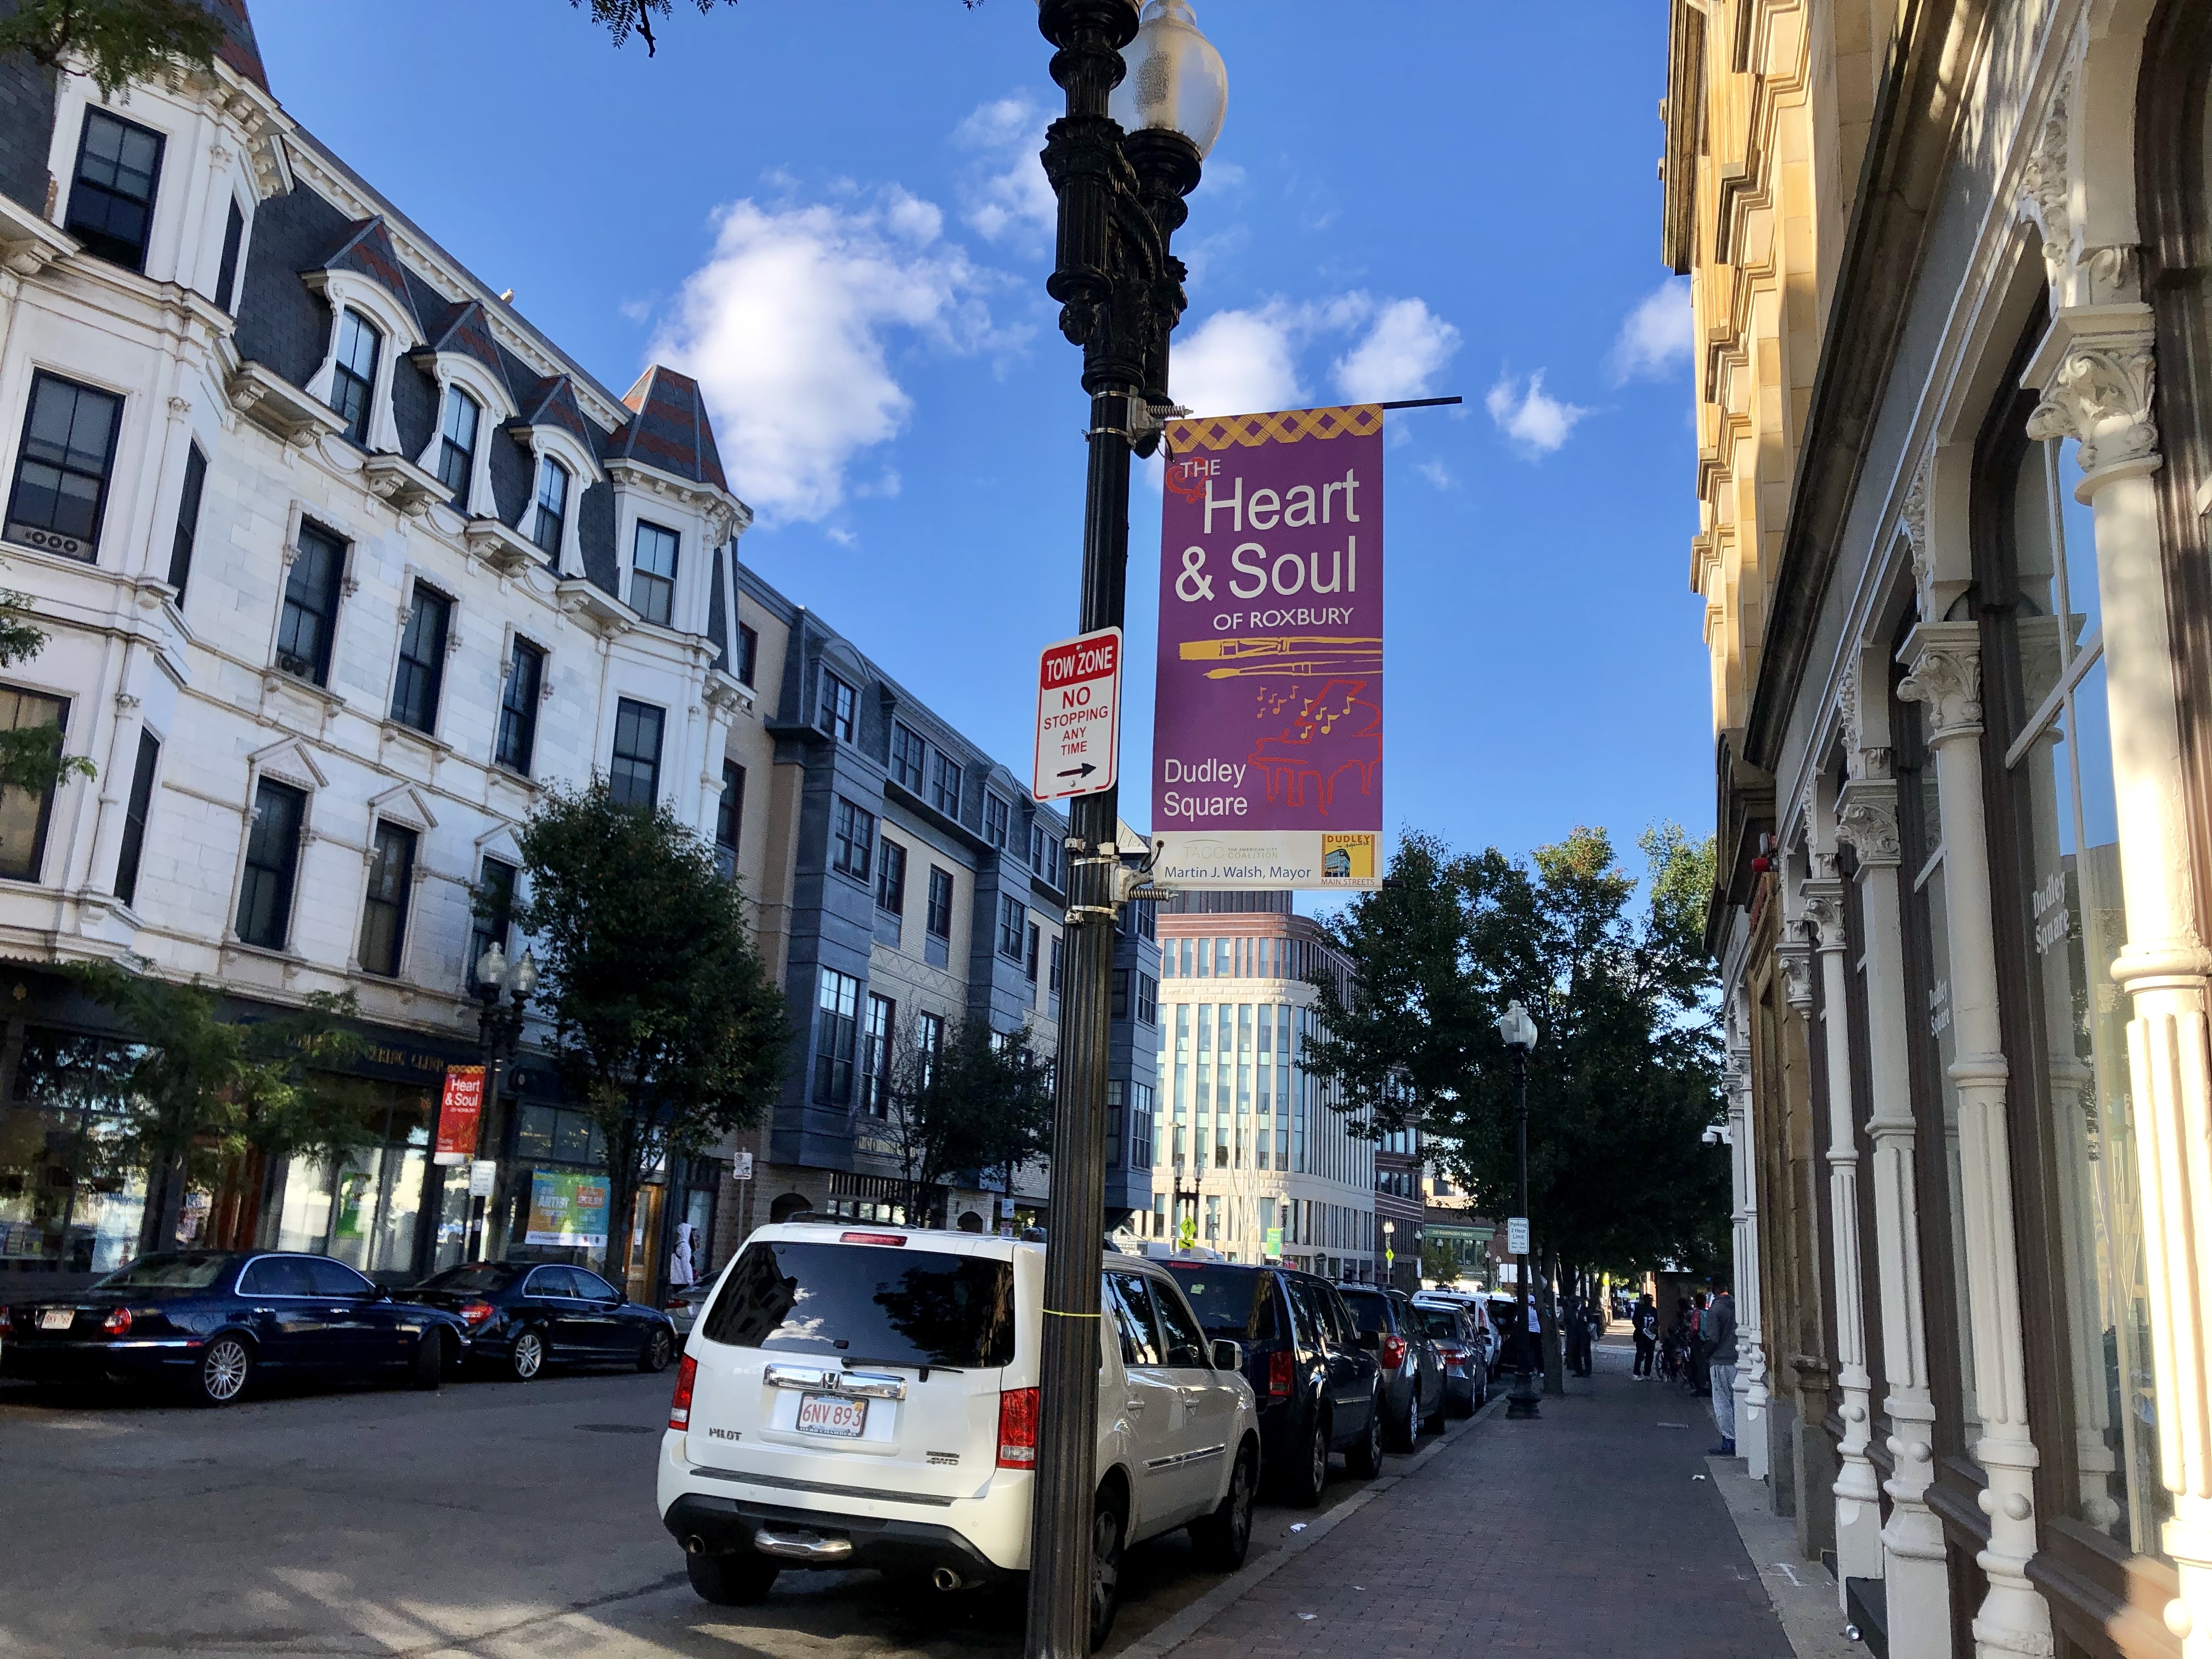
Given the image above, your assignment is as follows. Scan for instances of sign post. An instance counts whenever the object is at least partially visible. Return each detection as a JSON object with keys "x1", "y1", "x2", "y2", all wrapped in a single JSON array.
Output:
[{"x1": 1032, "y1": 626, "x2": 1122, "y2": 802}]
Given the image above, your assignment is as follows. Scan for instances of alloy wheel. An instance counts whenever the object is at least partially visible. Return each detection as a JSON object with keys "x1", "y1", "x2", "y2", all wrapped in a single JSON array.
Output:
[
  {"x1": 1089, "y1": 1500, "x2": 1122, "y2": 1650},
  {"x1": 201, "y1": 1338, "x2": 249, "y2": 1403},
  {"x1": 512, "y1": 1329, "x2": 544, "y2": 1380}
]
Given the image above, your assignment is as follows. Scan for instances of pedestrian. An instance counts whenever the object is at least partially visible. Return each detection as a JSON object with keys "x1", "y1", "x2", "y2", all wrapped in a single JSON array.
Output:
[
  {"x1": 1632, "y1": 1291, "x2": 1657, "y2": 1379},
  {"x1": 1690, "y1": 1292, "x2": 1713, "y2": 1395},
  {"x1": 1573, "y1": 1299, "x2": 1595, "y2": 1375},
  {"x1": 1705, "y1": 1276, "x2": 1739, "y2": 1455},
  {"x1": 1564, "y1": 1299, "x2": 1588, "y2": 1377}
]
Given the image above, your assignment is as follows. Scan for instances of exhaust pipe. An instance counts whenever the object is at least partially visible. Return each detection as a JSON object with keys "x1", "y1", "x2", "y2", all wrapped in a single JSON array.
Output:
[
  {"x1": 932, "y1": 1568, "x2": 969, "y2": 1592},
  {"x1": 684, "y1": 1536, "x2": 709, "y2": 1556}
]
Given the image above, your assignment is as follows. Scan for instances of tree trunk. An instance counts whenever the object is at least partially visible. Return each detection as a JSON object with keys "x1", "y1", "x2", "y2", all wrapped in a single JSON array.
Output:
[
  {"x1": 143, "y1": 1147, "x2": 189, "y2": 1257},
  {"x1": 1542, "y1": 1249, "x2": 1566, "y2": 1396}
]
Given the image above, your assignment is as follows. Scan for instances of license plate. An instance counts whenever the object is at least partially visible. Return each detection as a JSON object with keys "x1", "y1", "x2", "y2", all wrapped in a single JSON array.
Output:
[
  {"x1": 39, "y1": 1308, "x2": 72, "y2": 1331},
  {"x1": 795, "y1": 1391, "x2": 867, "y2": 1438}
]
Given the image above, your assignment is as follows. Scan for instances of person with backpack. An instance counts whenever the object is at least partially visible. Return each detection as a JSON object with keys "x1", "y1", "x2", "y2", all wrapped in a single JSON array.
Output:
[{"x1": 1632, "y1": 1292, "x2": 1658, "y2": 1379}]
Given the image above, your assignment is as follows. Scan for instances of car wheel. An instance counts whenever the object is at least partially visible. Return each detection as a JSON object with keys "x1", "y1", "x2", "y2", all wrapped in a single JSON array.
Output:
[
  {"x1": 1088, "y1": 1492, "x2": 1125, "y2": 1652},
  {"x1": 1190, "y1": 1440, "x2": 1257, "y2": 1570},
  {"x1": 193, "y1": 1335, "x2": 252, "y2": 1407},
  {"x1": 509, "y1": 1328, "x2": 545, "y2": 1382},
  {"x1": 685, "y1": 1549, "x2": 779, "y2": 1606},
  {"x1": 410, "y1": 1330, "x2": 447, "y2": 1391},
  {"x1": 1281, "y1": 1405, "x2": 1330, "y2": 1508},
  {"x1": 639, "y1": 1327, "x2": 675, "y2": 1374},
  {"x1": 1345, "y1": 1389, "x2": 1385, "y2": 1477},
  {"x1": 1384, "y1": 1384, "x2": 1417, "y2": 1453}
]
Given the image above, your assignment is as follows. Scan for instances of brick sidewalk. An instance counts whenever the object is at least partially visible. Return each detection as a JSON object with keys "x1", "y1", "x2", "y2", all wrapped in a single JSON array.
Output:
[{"x1": 1168, "y1": 1336, "x2": 1792, "y2": 1659}]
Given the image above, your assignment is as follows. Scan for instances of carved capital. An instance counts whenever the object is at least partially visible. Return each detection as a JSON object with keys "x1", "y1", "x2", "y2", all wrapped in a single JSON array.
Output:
[
  {"x1": 1898, "y1": 628, "x2": 1982, "y2": 742},
  {"x1": 2021, "y1": 73, "x2": 2073, "y2": 286},
  {"x1": 2025, "y1": 338, "x2": 2158, "y2": 476},
  {"x1": 1800, "y1": 882, "x2": 1848, "y2": 952},
  {"x1": 1901, "y1": 457, "x2": 1934, "y2": 619},
  {"x1": 1836, "y1": 778, "x2": 1902, "y2": 868},
  {"x1": 1777, "y1": 945, "x2": 1814, "y2": 1011}
]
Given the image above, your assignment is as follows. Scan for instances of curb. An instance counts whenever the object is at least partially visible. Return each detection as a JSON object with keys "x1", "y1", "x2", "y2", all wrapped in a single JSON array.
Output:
[{"x1": 1115, "y1": 1390, "x2": 1507, "y2": 1659}]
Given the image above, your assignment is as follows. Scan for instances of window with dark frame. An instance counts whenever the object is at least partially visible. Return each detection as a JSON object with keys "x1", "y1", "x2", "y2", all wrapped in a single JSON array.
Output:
[
  {"x1": 608, "y1": 698, "x2": 664, "y2": 808},
  {"x1": 215, "y1": 199, "x2": 245, "y2": 312},
  {"x1": 112, "y1": 727, "x2": 159, "y2": 907},
  {"x1": 1025, "y1": 923, "x2": 1040, "y2": 983},
  {"x1": 820, "y1": 671, "x2": 856, "y2": 742},
  {"x1": 495, "y1": 639, "x2": 543, "y2": 774},
  {"x1": 812, "y1": 968, "x2": 860, "y2": 1107},
  {"x1": 985, "y1": 794, "x2": 1010, "y2": 850},
  {"x1": 1111, "y1": 968, "x2": 1130, "y2": 1020},
  {"x1": 917, "y1": 1010, "x2": 945, "y2": 1087},
  {"x1": 890, "y1": 722, "x2": 925, "y2": 791},
  {"x1": 531, "y1": 456, "x2": 568, "y2": 556},
  {"x1": 736, "y1": 623, "x2": 758, "y2": 688},
  {"x1": 0, "y1": 688, "x2": 67, "y2": 884},
  {"x1": 998, "y1": 894, "x2": 1025, "y2": 961},
  {"x1": 876, "y1": 837, "x2": 906, "y2": 914},
  {"x1": 358, "y1": 820, "x2": 417, "y2": 977},
  {"x1": 862, "y1": 993, "x2": 895, "y2": 1116},
  {"x1": 276, "y1": 522, "x2": 345, "y2": 685},
  {"x1": 167, "y1": 442, "x2": 205, "y2": 596},
  {"x1": 435, "y1": 387, "x2": 479, "y2": 498},
  {"x1": 630, "y1": 521, "x2": 678, "y2": 625},
  {"x1": 832, "y1": 796, "x2": 874, "y2": 882},
  {"x1": 930, "y1": 751, "x2": 961, "y2": 816},
  {"x1": 1049, "y1": 936, "x2": 1063, "y2": 995},
  {"x1": 5, "y1": 373, "x2": 122, "y2": 559},
  {"x1": 470, "y1": 856, "x2": 517, "y2": 986},
  {"x1": 927, "y1": 866, "x2": 953, "y2": 939},
  {"x1": 65, "y1": 109, "x2": 163, "y2": 271},
  {"x1": 329, "y1": 310, "x2": 380, "y2": 447},
  {"x1": 715, "y1": 761, "x2": 744, "y2": 876},
  {"x1": 390, "y1": 584, "x2": 451, "y2": 732},
  {"x1": 1138, "y1": 972, "x2": 1157, "y2": 1026},
  {"x1": 235, "y1": 777, "x2": 306, "y2": 949}
]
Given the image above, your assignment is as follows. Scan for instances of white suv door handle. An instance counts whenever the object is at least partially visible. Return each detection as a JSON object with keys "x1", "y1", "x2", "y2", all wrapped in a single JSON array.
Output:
[{"x1": 1125, "y1": 1395, "x2": 1146, "y2": 1413}]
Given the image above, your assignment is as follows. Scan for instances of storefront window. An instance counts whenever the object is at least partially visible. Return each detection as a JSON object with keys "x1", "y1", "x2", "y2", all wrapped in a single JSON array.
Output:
[
  {"x1": 1, "y1": 1030, "x2": 149, "y2": 1274},
  {"x1": 1995, "y1": 436, "x2": 2165, "y2": 1555},
  {"x1": 273, "y1": 1079, "x2": 430, "y2": 1279}
]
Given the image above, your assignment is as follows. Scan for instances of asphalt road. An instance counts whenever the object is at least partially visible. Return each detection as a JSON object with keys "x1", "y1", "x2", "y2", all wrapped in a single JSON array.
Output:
[{"x1": 0, "y1": 1363, "x2": 1483, "y2": 1658}]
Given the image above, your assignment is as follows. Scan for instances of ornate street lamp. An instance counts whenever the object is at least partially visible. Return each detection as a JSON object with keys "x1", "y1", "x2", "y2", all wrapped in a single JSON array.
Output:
[
  {"x1": 1494, "y1": 1001, "x2": 1541, "y2": 1419},
  {"x1": 471, "y1": 941, "x2": 538, "y2": 1261},
  {"x1": 1029, "y1": 4, "x2": 1223, "y2": 1656}
]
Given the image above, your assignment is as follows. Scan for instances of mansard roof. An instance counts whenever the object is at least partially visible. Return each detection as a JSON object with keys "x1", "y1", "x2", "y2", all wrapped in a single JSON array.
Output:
[
  {"x1": 310, "y1": 216, "x2": 423, "y2": 332},
  {"x1": 608, "y1": 366, "x2": 727, "y2": 491},
  {"x1": 202, "y1": 0, "x2": 268, "y2": 93},
  {"x1": 512, "y1": 373, "x2": 596, "y2": 450},
  {"x1": 419, "y1": 298, "x2": 509, "y2": 384}
]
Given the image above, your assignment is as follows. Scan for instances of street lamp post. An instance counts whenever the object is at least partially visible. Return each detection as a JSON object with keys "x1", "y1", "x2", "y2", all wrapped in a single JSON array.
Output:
[
  {"x1": 1495, "y1": 1001, "x2": 1541, "y2": 1419},
  {"x1": 472, "y1": 942, "x2": 537, "y2": 1263},
  {"x1": 1029, "y1": 4, "x2": 1223, "y2": 1657}
]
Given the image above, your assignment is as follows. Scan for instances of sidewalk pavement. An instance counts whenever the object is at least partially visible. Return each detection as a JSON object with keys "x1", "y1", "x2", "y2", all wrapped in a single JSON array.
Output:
[{"x1": 1156, "y1": 1333, "x2": 1795, "y2": 1659}]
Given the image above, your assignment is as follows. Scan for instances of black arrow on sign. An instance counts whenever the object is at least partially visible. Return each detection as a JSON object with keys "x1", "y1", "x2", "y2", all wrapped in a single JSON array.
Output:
[{"x1": 1057, "y1": 763, "x2": 1097, "y2": 780}]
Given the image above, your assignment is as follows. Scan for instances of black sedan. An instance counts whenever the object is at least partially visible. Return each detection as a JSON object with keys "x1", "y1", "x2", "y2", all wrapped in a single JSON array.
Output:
[
  {"x1": 0, "y1": 1250, "x2": 469, "y2": 1406},
  {"x1": 406, "y1": 1261, "x2": 676, "y2": 1380}
]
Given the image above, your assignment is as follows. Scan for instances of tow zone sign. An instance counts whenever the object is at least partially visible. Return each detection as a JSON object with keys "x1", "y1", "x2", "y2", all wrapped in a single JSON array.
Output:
[{"x1": 1033, "y1": 626, "x2": 1122, "y2": 802}]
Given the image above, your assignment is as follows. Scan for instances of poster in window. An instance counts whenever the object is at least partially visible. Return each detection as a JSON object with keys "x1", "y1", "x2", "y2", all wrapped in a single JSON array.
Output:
[{"x1": 526, "y1": 1168, "x2": 610, "y2": 1248}]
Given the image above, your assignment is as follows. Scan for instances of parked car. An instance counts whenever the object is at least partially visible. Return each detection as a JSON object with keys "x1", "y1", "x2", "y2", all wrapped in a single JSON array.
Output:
[
  {"x1": 665, "y1": 1280, "x2": 714, "y2": 1345},
  {"x1": 659, "y1": 1221, "x2": 1262, "y2": 1648},
  {"x1": 1409, "y1": 1299, "x2": 1488, "y2": 1416},
  {"x1": 1336, "y1": 1284, "x2": 1447, "y2": 1449},
  {"x1": 1162, "y1": 1259, "x2": 1387, "y2": 1506},
  {"x1": 0, "y1": 1250, "x2": 468, "y2": 1406},
  {"x1": 407, "y1": 1261, "x2": 676, "y2": 1380},
  {"x1": 1414, "y1": 1289, "x2": 1499, "y2": 1372}
]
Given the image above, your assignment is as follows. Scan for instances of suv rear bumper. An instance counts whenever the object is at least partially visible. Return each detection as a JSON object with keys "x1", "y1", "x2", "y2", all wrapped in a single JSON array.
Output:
[{"x1": 662, "y1": 1493, "x2": 1012, "y2": 1585}]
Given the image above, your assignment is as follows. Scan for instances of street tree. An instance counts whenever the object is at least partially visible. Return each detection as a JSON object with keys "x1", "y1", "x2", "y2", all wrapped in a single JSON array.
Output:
[
  {"x1": 64, "y1": 963, "x2": 373, "y2": 1252},
  {"x1": 514, "y1": 779, "x2": 789, "y2": 1286},
  {"x1": 1302, "y1": 824, "x2": 1729, "y2": 1288},
  {"x1": 876, "y1": 1015, "x2": 1052, "y2": 1226},
  {"x1": 0, "y1": 0, "x2": 223, "y2": 94}
]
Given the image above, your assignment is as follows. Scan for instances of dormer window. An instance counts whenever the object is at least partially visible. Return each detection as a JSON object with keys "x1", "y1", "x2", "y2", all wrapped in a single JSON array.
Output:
[
  {"x1": 330, "y1": 311, "x2": 381, "y2": 447},
  {"x1": 435, "y1": 387, "x2": 479, "y2": 499},
  {"x1": 66, "y1": 110, "x2": 163, "y2": 273},
  {"x1": 532, "y1": 457, "x2": 569, "y2": 556},
  {"x1": 630, "y1": 521, "x2": 678, "y2": 625},
  {"x1": 215, "y1": 200, "x2": 245, "y2": 313}
]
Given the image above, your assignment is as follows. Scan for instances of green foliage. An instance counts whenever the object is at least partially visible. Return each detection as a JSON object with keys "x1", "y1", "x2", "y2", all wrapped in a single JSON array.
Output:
[
  {"x1": 878, "y1": 1016, "x2": 1053, "y2": 1224},
  {"x1": 514, "y1": 779, "x2": 791, "y2": 1280},
  {"x1": 0, "y1": 584, "x2": 93, "y2": 797},
  {"x1": 1302, "y1": 823, "x2": 1730, "y2": 1279},
  {"x1": 0, "y1": 0, "x2": 224, "y2": 95},
  {"x1": 1420, "y1": 1236, "x2": 1465, "y2": 1284},
  {"x1": 568, "y1": 0, "x2": 738, "y2": 56}
]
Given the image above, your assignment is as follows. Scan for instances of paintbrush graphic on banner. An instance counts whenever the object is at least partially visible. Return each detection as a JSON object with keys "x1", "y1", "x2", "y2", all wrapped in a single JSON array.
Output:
[{"x1": 1177, "y1": 636, "x2": 1382, "y2": 678}]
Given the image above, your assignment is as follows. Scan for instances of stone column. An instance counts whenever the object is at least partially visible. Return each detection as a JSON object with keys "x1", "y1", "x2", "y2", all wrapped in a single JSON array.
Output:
[
  {"x1": 1729, "y1": 995, "x2": 1773, "y2": 1482},
  {"x1": 1775, "y1": 922, "x2": 1835, "y2": 1555},
  {"x1": 1836, "y1": 738, "x2": 1951, "y2": 1657},
  {"x1": 2026, "y1": 305, "x2": 2212, "y2": 1655},
  {"x1": 1898, "y1": 623, "x2": 2052, "y2": 1659},
  {"x1": 1801, "y1": 785, "x2": 1886, "y2": 1596}
]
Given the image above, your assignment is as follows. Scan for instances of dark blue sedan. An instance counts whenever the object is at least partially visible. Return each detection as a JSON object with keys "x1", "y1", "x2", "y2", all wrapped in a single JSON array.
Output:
[
  {"x1": 404, "y1": 1261, "x2": 677, "y2": 1380},
  {"x1": 0, "y1": 1250, "x2": 469, "y2": 1406}
]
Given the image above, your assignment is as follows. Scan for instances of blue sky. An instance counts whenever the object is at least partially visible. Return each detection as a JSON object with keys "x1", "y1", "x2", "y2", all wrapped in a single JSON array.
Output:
[{"x1": 252, "y1": 1, "x2": 1706, "y2": 882}]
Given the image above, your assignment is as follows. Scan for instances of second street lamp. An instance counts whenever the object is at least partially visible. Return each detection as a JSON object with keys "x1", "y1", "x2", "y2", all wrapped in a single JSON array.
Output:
[
  {"x1": 1028, "y1": 4, "x2": 1223, "y2": 1657},
  {"x1": 1494, "y1": 1000, "x2": 1541, "y2": 1419}
]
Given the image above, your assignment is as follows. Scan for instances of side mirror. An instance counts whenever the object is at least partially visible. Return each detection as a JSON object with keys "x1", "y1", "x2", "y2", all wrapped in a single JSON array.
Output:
[
  {"x1": 1211, "y1": 1338, "x2": 1243, "y2": 1373},
  {"x1": 371, "y1": 1284, "x2": 392, "y2": 1303}
]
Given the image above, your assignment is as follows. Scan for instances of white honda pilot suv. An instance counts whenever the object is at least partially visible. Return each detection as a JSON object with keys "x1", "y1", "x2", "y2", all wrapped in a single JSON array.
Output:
[{"x1": 658, "y1": 1221, "x2": 1261, "y2": 1647}]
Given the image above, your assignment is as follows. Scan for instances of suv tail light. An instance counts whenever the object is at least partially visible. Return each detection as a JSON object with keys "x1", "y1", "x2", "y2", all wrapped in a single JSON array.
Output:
[
  {"x1": 998, "y1": 1387, "x2": 1039, "y2": 1468},
  {"x1": 840, "y1": 1232, "x2": 906, "y2": 1246},
  {"x1": 1267, "y1": 1350, "x2": 1294, "y2": 1398},
  {"x1": 457, "y1": 1300, "x2": 496, "y2": 1330},
  {"x1": 1379, "y1": 1333, "x2": 1406, "y2": 1370},
  {"x1": 103, "y1": 1307, "x2": 132, "y2": 1337},
  {"x1": 669, "y1": 1353, "x2": 697, "y2": 1430}
]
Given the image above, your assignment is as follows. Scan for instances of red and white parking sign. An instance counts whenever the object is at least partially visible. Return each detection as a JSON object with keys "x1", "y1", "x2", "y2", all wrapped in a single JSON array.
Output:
[{"x1": 1032, "y1": 626, "x2": 1122, "y2": 802}]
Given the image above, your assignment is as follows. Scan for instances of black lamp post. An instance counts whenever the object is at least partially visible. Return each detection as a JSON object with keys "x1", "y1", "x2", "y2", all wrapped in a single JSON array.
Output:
[
  {"x1": 1029, "y1": 4, "x2": 1223, "y2": 1657},
  {"x1": 471, "y1": 942, "x2": 536, "y2": 1263},
  {"x1": 1495, "y1": 1000, "x2": 1541, "y2": 1419}
]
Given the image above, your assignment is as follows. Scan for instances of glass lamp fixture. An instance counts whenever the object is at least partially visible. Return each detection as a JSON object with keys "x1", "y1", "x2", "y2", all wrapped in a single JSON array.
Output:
[
  {"x1": 476, "y1": 941, "x2": 507, "y2": 989},
  {"x1": 1494, "y1": 1001, "x2": 1539, "y2": 1052},
  {"x1": 511, "y1": 949, "x2": 539, "y2": 998},
  {"x1": 1108, "y1": 0, "x2": 1228, "y2": 158}
]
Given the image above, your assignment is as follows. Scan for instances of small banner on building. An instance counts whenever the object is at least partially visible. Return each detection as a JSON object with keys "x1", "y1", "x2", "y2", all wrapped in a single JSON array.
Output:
[
  {"x1": 433, "y1": 1064, "x2": 487, "y2": 1166},
  {"x1": 1153, "y1": 405, "x2": 1384, "y2": 890},
  {"x1": 527, "y1": 1169, "x2": 610, "y2": 1248}
]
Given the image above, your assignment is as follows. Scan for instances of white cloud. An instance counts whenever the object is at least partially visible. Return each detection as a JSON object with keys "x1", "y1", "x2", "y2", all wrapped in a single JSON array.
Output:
[
  {"x1": 1485, "y1": 370, "x2": 1586, "y2": 456},
  {"x1": 1172, "y1": 303, "x2": 1312, "y2": 416},
  {"x1": 1415, "y1": 458, "x2": 1453, "y2": 489},
  {"x1": 1331, "y1": 297, "x2": 1461, "y2": 403},
  {"x1": 651, "y1": 188, "x2": 1000, "y2": 523},
  {"x1": 955, "y1": 94, "x2": 1057, "y2": 246},
  {"x1": 1611, "y1": 277, "x2": 1694, "y2": 382}
]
